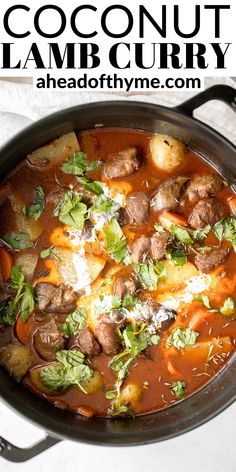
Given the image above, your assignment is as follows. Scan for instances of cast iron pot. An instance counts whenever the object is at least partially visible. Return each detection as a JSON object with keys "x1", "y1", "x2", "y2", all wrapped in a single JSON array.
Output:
[{"x1": 0, "y1": 85, "x2": 236, "y2": 462}]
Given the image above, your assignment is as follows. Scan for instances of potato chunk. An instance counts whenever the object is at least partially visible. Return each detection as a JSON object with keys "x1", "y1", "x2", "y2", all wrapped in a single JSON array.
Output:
[
  {"x1": 0, "y1": 344, "x2": 32, "y2": 381},
  {"x1": 120, "y1": 383, "x2": 143, "y2": 412},
  {"x1": 150, "y1": 134, "x2": 187, "y2": 172},
  {"x1": 15, "y1": 253, "x2": 38, "y2": 282},
  {"x1": 80, "y1": 371, "x2": 103, "y2": 394},
  {"x1": 27, "y1": 132, "x2": 79, "y2": 170}
]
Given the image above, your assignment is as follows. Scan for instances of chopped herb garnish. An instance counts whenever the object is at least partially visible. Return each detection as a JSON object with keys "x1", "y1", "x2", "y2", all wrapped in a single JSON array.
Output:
[
  {"x1": 134, "y1": 261, "x2": 167, "y2": 290},
  {"x1": 0, "y1": 300, "x2": 16, "y2": 326},
  {"x1": 40, "y1": 349, "x2": 93, "y2": 393},
  {"x1": 54, "y1": 191, "x2": 87, "y2": 230},
  {"x1": 193, "y1": 225, "x2": 211, "y2": 241},
  {"x1": 10, "y1": 265, "x2": 35, "y2": 323},
  {"x1": 90, "y1": 194, "x2": 120, "y2": 215},
  {"x1": 40, "y1": 246, "x2": 62, "y2": 261},
  {"x1": 154, "y1": 223, "x2": 165, "y2": 236},
  {"x1": 220, "y1": 297, "x2": 236, "y2": 317},
  {"x1": 60, "y1": 308, "x2": 87, "y2": 336},
  {"x1": 167, "y1": 327, "x2": 199, "y2": 350},
  {"x1": 23, "y1": 186, "x2": 45, "y2": 220},
  {"x1": 213, "y1": 217, "x2": 236, "y2": 251},
  {"x1": 77, "y1": 176, "x2": 104, "y2": 196},
  {"x1": 194, "y1": 294, "x2": 211, "y2": 309},
  {"x1": 2, "y1": 232, "x2": 33, "y2": 251},
  {"x1": 171, "y1": 380, "x2": 186, "y2": 399},
  {"x1": 108, "y1": 323, "x2": 159, "y2": 415},
  {"x1": 61, "y1": 151, "x2": 101, "y2": 176},
  {"x1": 165, "y1": 248, "x2": 187, "y2": 266},
  {"x1": 170, "y1": 224, "x2": 193, "y2": 244},
  {"x1": 103, "y1": 217, "x2": 131, "y2": 264}
]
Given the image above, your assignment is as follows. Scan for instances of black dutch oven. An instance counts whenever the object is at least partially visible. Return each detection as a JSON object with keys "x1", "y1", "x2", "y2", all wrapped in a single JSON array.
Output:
[{"x1": 0, "y1": 85, "x2": 236, "y2": 462}]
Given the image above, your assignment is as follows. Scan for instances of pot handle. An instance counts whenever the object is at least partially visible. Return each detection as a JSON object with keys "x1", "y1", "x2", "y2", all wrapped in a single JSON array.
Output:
[
  {"x1": 175, "y1": 84, "x2": 236, "y2": 116},
  {"x1": 0, "y1": 435, "x2": 61, "y2": 462}
]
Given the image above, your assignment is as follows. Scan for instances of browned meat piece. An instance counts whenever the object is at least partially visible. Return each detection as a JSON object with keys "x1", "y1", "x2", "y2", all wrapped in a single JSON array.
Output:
[
  {"x1": 113, "y1": 277, "x2": 137, "y2": 299},
  {"x1": 68, "y1": 327, "x2": 100, "y2": 357},
  {"x1": 33, "y1": 319, "x2": 65, "y2": 361},
  {"x1": 188, "y1": 198, "x2": 224, "y2": 229},
  {"x1": 35, "y1": 283, "x2": 77, "y2": 314},
  {"x1": 182, "y1": 174, "x2": 223, "y2": 205},
  {"x1": 150, "y1": 232, "x2": 172, "y2": 260},
  {"x1": 125, "y1": 192, "x2": 150, "y2": 224},
  {"x1": 94, "y1": 318, "x2": 120, "y2": 355},
  {"x1": 81, "y1": 219, "x2": 94, "y2": 241},
  {"x1": 103, "y1": 147, "x2": 140, "y2": 180},
  {"x1": 195, "y1": 248, "x2": 229, "y2": 273},
  {"x1": 151, "y1": 176, "x2": 188, "y2": 212},
  {"x1": 131, "y1": 236, "x2": 151, "y2": 263},
  {"x1": 118, "y1": 207, "x2": 131, "y2": 226}
]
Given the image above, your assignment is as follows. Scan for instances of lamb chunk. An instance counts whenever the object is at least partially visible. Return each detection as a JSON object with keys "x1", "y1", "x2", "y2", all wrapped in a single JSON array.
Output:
[
  {"x1": 68, "y1": 327, "x2": 100, "y2": 357},
  {"x1": 131, "y1": 236, "x2": 151, "y2": 263},
  {"x1": 94, "y1": 318, "x2": 120, "y2": 355},
  {"x1": 33, "y1": 319, "x2": 64, "y2": 361},
  {"x1": 126, "y1": 192, "x2": 150, "y2": 224},
  {"x1": 151, "y1": 176, "x2": 188, "y2": 212},
  {"x1": 188, "y1": 198, "x2": 224, "y2": 229},
  {"x1": 182, "y1": 174, "x2": 223, "y2": 205},
  {"x1": 103, "y1": 147, "x2": 140, "y2": 180},
  {"x1": 195, "y1": 248, "x2": 229, "y2": 273},
  {"x1": 118, "y1": 207, "x2": 131, "y2": 226},
  {"x1": 150, "y1": 232, "x2": 172, "y2": 260},
  {"x1": 35, "y1": 283, "x2": 77, "y2": 314},
  {"x1": 113, "y1": 277, "x2": 137, "y2": 299}
]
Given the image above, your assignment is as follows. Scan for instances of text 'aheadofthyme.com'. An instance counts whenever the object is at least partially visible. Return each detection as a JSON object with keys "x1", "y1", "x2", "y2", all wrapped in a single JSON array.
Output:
[{"x1": 0, "y1": 1, "x2": 234, "y2": 91}]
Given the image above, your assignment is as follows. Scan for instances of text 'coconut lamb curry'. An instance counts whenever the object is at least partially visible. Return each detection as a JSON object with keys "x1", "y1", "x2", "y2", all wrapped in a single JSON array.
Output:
[{"x1": 0, "y1": 127, "x2": 236, "y2": 418}]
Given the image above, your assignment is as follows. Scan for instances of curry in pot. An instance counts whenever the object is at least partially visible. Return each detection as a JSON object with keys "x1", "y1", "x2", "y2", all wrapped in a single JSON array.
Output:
[{"x1": 0, "y1": 127, "x2": 236, "y2": 418}]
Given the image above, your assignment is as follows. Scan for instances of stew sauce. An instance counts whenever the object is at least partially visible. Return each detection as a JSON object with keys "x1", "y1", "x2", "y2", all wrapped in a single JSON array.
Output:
[{"x1": 0, "y1": 127, "x2": 236, "y2": 418}]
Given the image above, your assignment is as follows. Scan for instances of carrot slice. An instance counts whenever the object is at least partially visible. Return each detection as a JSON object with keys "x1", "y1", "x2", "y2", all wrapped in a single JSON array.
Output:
[
  {"x1": 15, "y1": 316, "x2": 32, "y2": 344},
  {"x1": 228, "y1": 196, "x2": 236, "y2": 214},
  {"x1": 189, "y1": 308, "x2": 212, "y2": 331},
  {"x1": 0, "y1": 247, "x2": 13, "y2": 281},
  {"x1": 159, "y1": 211, "x2": 188, "y2": 231},
  {"x1": 76, "y1": 405, "x2": 96, "y2": 418}
]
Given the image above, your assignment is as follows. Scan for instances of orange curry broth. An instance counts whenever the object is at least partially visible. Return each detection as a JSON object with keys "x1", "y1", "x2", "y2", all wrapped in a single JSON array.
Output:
[{"x1": 0, "y1": 127, "x2": 236, "y2": 417}]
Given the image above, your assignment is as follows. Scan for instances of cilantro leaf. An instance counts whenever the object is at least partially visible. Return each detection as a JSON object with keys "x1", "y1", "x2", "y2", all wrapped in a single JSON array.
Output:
[
  {"x1": 0, "y1": 300, "x2": 16, "y2": 326},
  {"x1": 154, "y1": 223, "x2": 165, "y2": 236},
  {"x1": 60, "y1": 308, "x2": 87, "y2": 336},
  {"x1": 54, "y1": 191, "x2": 87, "y2": 230},
  {"x1": 77, "y1": 176, "x2": 104, "y2": 196},
  {"x1": 167, "y1": 327, "x2": 199, "y2": 350},
  {"x1": 90, "y1": 194, "x2": 120, "y2": 215},
  {"x1": 40, "y1": 349, "x2": 93, "y2": 392},
  {"x1": 220, "y1": 297, "x2": 236, "y2": 317},
  {"x1": 103, "y1": 218, "x2": 130, "y2": 264},
  {"x1": 10, "y1": 265, "x2": 34, "y2": 323},
  {"x1": 134, "y1": 261, "x2": 167, "y2": 290},
  {"x1": 23, "y1": 186, "x2": 45, "y2": 220},
  {"x1": 194, "y1": 294, "x2": 211, "y2": 309},
  {"x1": 122, "y1": 325, "x2": 150, "y2": 357},
  {"x1": 20, "y1": 284, "x2": 35, "y2": 323},
  {"x1": 192, "y1": 225, "x2": 211, "y2": 241},
  {"x1": 170, "y1": 224, "x2": 193, "y2": 244},
  {"x1": 171, "y1": 380, "x2": 186, "y2": 399},
  {"x1": 213, "y1": 217, "x2": 236, "y2": 251},
  {"x1": 165, "y1": 248, "x2": 187, "y2": 266},
  {"x1": 2, "y1": 232, "x2": 33, "y2": 251},
  {"x1": 61, "y1": 151, "x2": 101, "y2": 176}
]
